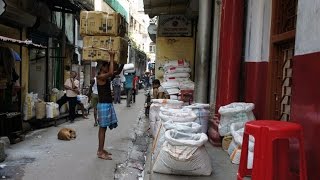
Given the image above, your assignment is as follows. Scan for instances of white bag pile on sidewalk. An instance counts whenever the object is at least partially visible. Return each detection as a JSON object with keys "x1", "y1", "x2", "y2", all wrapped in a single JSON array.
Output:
[
  {"x1": 184, "y1": 103, "x2": 211, "y2": 134},
  {"x1": 162, "y1": 60, "x2": 195, "y2": 100},
  {"x1": 218, "y1": 102, "x2": 255, "y2": 136},
  {"x1": 123, "y1": 63, "x2": 135, "y2": 73},
  {"x1": 35, "y1": 100, "x2": 46, "y2": 119},
  {"x1": 227, "y1": 122, "x2": 255, "y2": 169},
  {"x1": 149, "y1": 99, "x2": 184, "y2": 137},
  {"x1": 153, "y1": 130, "x2": 212, "y2": 176},
  {"x1": 23, "y1": 93, "x2": 38, "y2": 120},
  {"x1": 159, "y1": 107, "x2": 197, "y2": 123},
  {"x1": 46, "y1": 102, "x2": 60, "y2": 118},
  {"x1": 152, "y1": 120, "x2": 202, "y2": 163}
]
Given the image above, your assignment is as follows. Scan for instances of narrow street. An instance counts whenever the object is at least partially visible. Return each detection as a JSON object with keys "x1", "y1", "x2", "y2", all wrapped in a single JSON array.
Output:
[{"x1": 0, "y1": 93, "x2": 148, "y2": 180}]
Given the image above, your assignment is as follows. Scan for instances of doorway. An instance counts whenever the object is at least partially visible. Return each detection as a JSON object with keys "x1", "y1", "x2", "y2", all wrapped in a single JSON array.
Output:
[
  {"x1": 268, "y1": 0, "x2": 298, "y2": 120},
  {"x1": 29, "y1": 49, "x2": 47, "y2": 100}
]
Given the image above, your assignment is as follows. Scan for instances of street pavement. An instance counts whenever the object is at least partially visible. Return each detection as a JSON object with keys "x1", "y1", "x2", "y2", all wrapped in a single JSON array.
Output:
[{"x1": 0, "y1": 93, "x2": 146, "y2": 180}]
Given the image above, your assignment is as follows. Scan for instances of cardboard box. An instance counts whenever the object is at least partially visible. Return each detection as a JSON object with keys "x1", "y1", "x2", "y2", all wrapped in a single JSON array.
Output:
[
  {"x1": 82, "y1": 36, "x2": 128, "y2": 64},
  {"x1": 80, "y1": 11, "x2": 126, "y2": 36}
]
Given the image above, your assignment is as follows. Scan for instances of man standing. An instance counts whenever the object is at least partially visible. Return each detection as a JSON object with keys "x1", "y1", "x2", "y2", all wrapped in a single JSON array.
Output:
[
  {"x1": 96, "y1": 51, "x2": 124, "y2": 160},
  {"x1": 112, "y1": 75, "x2": 121, "y2": 104},
  {"x1": 64, "y1": 71, "x2": 80, "y2": 123}
]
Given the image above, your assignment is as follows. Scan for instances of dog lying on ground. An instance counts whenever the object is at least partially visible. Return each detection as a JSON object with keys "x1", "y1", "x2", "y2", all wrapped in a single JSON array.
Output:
[{"x1": 57, "y1": 128, "x2": 76, "y2": 141}]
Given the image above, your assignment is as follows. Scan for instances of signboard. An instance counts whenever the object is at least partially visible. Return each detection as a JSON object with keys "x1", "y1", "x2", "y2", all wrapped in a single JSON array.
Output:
[{"x1": 158, "y1": 15, "x2": 193, "y2": 37}]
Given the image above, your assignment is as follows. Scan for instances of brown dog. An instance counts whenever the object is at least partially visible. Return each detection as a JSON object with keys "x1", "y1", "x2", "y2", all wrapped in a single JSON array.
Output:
[{"x1": 57, "y1": 128, "x2": 76, "y2": 141}]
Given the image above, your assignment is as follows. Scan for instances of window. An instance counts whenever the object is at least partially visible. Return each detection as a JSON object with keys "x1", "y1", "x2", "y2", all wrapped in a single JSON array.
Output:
[{"x1": 149, "y1": 44, "x2": 155, "y2": 53}]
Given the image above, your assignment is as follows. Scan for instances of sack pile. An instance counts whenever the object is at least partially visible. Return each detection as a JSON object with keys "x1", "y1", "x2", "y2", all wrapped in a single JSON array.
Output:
[
  {"x1": 183, "y1": 103, "x2": 211, "y2": 134},
  {"x1": 23, "y1": 93, "x2": 38, "y2": 120},
  {"x1": 161, "y1": 60, "x2": 195, "y2": 100},
  {"x1": 151, "y1": 106, "x2": 212, "y2": 176},
  {"x1": 149, "y1": 99, "x2": 184, "y2": 137},
  {"x1": 217, "y1": 102, "x2": 256, "y2": 169}
]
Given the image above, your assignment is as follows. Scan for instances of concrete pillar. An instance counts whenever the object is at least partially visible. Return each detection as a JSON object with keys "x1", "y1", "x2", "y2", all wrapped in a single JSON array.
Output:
[
  {"x1": 21, "y1": 28, "x2": 29, "y2": 104},
  {"x1": 84, "y1": 64, "x2": 91, "y2": 86},
  {"x1": 209, "y1": 0, "x2": 222, "y2": 105},
  {"x1": 215, "y1": 0, "x2": 245, "y2": 110},
  {"x1": 194, "y1": 0, "x2": 212, "y2": 103}
]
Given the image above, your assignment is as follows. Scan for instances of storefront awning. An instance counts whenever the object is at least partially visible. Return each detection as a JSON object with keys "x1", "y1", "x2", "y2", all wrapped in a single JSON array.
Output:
[
  {"x1": 143, "y1": 0, "x2": 198, "y2": 18},
  {"x1": 44, "y1": 0, "x2": 94, "y2": 13}
]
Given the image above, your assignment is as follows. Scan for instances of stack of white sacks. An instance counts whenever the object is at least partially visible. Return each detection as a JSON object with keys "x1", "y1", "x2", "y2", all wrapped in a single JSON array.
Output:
[
  {"x1": 218, "y1": 102, "x2": 256, "y2": 169},
  {"x1": 151, "y1": 104, "x2": 212, "y2": 176},
  {"x1": 162, "y1": 60, "x2": 195, "y2": 100}
]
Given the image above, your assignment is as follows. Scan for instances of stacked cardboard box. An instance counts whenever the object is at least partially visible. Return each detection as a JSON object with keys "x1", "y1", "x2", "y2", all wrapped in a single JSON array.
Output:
[{"x1": 80, "y1": 11, "x2": 127, "y2": 64}]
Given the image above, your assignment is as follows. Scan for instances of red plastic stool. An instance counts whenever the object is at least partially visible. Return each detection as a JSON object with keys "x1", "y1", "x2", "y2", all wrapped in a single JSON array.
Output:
[{"x1": 237, "y1": 120, "x2": 307, "y2": 180}]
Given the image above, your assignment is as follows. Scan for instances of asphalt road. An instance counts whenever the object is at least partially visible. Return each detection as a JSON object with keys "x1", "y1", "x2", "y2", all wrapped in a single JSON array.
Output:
[{"x1": 0, "y1": 93, "x2": 145, "y2": 180}]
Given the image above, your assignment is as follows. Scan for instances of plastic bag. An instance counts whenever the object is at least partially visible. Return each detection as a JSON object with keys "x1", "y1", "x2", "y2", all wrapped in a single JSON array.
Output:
[
  {"x1": 159, "y1": 107, "x2": 197, "y2": 123},
  {"x1": 153, "y1": 130, "x2": 212, "y2": 176},
  {"x1": 230, "y1": 122, "x2": 255, "y2": 152},
  {"x1": 218, "y1": 103, "x2": 255, "y2": 136}
]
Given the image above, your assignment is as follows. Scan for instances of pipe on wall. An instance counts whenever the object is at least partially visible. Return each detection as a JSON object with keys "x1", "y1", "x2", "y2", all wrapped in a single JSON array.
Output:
[
  {"x1": 215, "y1": 0, "x2": 245, "y2": 110},
  {"x1": 194, "y1": 0, "x2": 212, "y2": 103},
  {"x1": 209, "y1": 0, "x2": 222, "y2": 106}
]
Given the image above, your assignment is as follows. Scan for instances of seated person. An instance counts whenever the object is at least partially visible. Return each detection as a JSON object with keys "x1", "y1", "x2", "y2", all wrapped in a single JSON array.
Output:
[{"x1": 151, "y1": 79, "x2": 169, "y2": 99}]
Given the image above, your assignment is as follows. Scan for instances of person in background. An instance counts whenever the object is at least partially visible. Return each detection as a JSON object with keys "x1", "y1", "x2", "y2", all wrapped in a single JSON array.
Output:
[
  {"x1": 124, "y1": 72, "x2": 135, "y2": 107},
  {"x1": 88, "y1": 77, "x2": 99, "y2": 126},
  {"x1": 152, "y1": 79, "x2": 168, "y2": 99},
  {"x1": 63, "y1": 71, "x2": 80, "y2": 123},
  {"x1": 96, "y1": 51, "x2": 124, "y2": 160},
  {"x1": 132, "y1": 75, "x2": 139, "y2": 102},
  {"x1": 112, "y1": 74, "x2": 122, "y2": 104}
]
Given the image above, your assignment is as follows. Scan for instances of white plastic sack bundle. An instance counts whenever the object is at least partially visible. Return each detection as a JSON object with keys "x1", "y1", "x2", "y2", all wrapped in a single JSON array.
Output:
[
  {"x1": 170, "y1": 95, "x2": 178, "y2": 100},
  {"x1": 123, "y1": 63, "x2": 135, "y2": 71},
  {"x1": 184, "y1": 104, "x2": 211, "y2": 134},
  {"x1": 159, "y1": 107, "x2": 197, "y2": 123},
  {"x1": 163, "y1": 60, "x2": 190, "y2": 70},
  {"x1": 165, "y1": 67, "x2": 191, "y2": 74},
  {"x1": 149, "y1": 100, "x2": 184, "y2": 137},
  {"x1": 162, "y1": 81, "x2": 180, "y2": 89},
  {"x1": 230, "y1": 147, "x2": 253, "y2": 169},
  {"x1": 166, "y1": 88, "x2": 180, "y2": 95},
  {"x1": 152, "y1": 121, "x2": 202, "y2": 162},
  {"x1": 46, "y1": 102, "x2": 60, "y2": 118},
  {"x1": 218, "y1": 103, "x2": 255, "y2": 136},
  {"x1": 23, "y1": 93, "x2": 37, "y2": 120},
  {"x1": 164, "y1": 72, "x2": 190, "y2": 79},
  {"x1": 165, "y1": 77, "x2": 190, "y2": 83},
  {"x1": 153, "y1": 130, "x2": 212, "y2": 176},
  {"x1": 35, "y1": 100, "x2": 46, "y2": 119},
  {"x1": 230, "y1": 122, "x2": 255, "y2": 152}
]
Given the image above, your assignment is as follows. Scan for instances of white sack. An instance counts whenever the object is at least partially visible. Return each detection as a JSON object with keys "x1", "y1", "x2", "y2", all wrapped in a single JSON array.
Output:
[
  {"x1": 159, "y1": 107, "x2": 197, "y2": 123},
  {"x1": 77, "y1": 95, "x2": 90, "y2": 109},
  {"x1": 230, "y1": 147, "x2": 253, "y2": 169},
  {"x1": 35, "y1": 101, "x2": 46, "y2": 119},
  {"x1": 218, "y1": 102, "x2": 255, "y2": 136},
  {"x1": 23, "y1": 93, "x2": 36, "y2": 121},
  {"x1": 123, "y1": 63, "x2": 135, "y2": 71},
  {"x1": 184, "y1": 104, "x2": 211, "y2": 134},
  {"x1": 166, "y1": 88, "x2": 180, "y2": 95},
  {"x1": 169, "y1": 95, "x2": 178, "y2": 100},
  {"x1": 149, "y1": 100, "x2": 184, "y2": 137},
  {"x1": 152, "y1": 121, "x2": 202, "y2": 162},
  {"x1": 162, "y1": 81, "x2": 180, "y2": 89},
  {"x1": 165, "y1": 77, "x2": 190, "y2": 83},
  {"x1": 164, "y1": 72, "x2": 190, "y2": 79},
  {"x1": 153, "y1": 130, "x2": 212, "y2": 176},
  {"x1": 46, "y1": 102, "x2": 59, "y2": 118},
  {"x1": 230, "y1": 122, "x2": 255, "y2": 152},
  {"x1": 163, "y1": 60, "x2": 190, "y2": 70},
  {"x1": 165, "y1": 67, "x2": 191, "y2": 74}
]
